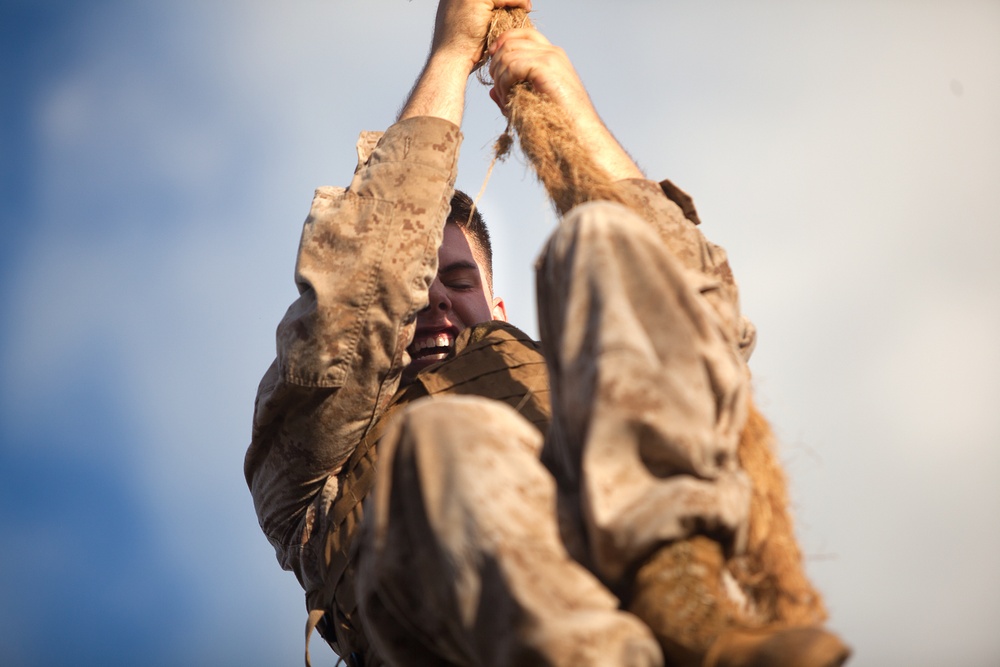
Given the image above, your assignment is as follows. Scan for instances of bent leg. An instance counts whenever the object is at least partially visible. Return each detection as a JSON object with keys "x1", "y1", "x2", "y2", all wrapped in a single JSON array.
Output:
[
  {"x1": 536, "y1": 201, "x2": 753, "y2": 586},
  {"x1": 356, "y1": 395, "x2": 662, "y2": 667},
  {"x1": 536, "y1": 202, "x2": 850, "y2": 667}
]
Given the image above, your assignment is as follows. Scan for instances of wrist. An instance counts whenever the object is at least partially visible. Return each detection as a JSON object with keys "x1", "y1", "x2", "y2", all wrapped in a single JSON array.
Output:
[{"x1": 428, "y1": 44, "x2": 480, "y2": 79}]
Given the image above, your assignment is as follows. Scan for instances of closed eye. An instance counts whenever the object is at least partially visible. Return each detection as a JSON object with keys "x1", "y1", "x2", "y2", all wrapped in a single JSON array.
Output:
[{"x1": 439, "y1": 263, "x2": 482, "y2": 291}]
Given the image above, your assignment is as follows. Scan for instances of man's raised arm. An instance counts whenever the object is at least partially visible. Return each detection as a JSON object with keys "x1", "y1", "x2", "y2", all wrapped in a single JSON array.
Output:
[
  {"x1": 485, "y1": 19, "x2": 755, "y2": 361},
  {"x1": 247, "y1": 0, "x2": 527, "y2": 591}
]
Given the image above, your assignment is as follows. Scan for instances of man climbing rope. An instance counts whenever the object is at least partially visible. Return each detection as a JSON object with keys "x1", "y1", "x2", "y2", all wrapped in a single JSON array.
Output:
[{"x1": 245, "y1": 1, "x2": 850, "y2": 665}]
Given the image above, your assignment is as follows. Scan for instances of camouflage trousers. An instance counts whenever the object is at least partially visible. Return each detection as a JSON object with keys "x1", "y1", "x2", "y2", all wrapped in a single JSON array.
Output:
[{"x1": 355, "y1": 201, "x2": 753, "y2": 667}]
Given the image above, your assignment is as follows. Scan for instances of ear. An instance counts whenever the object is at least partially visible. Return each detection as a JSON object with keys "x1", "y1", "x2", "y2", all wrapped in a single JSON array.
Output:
[{"x1": 491, "y1": 296, "x2": 508, "y2": 322}]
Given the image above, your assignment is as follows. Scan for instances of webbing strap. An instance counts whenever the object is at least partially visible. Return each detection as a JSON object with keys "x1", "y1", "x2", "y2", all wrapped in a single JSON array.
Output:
[{"x1": 305, "y1": 608, "x2": 326, "y2": 667}]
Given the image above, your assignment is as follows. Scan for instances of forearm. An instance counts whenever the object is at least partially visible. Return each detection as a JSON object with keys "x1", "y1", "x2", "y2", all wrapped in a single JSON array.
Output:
[
  {"x1": 398, "y1": 52, "x2": 473, "y2": 126},
  {"x1": 247, "y1": 118, "x2": 461, "y2": 555},
  {"x1": 572, "y1": 111, "x2": 645, "y2": 182},
  {"x1": 292, "y1": 118, "x2": 460, "y2": 389}
]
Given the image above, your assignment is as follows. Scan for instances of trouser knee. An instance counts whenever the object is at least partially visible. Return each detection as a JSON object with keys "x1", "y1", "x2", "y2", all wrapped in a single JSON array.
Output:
[{"x1": 388, "y1": 394, "x2": 543, "y2": 466}]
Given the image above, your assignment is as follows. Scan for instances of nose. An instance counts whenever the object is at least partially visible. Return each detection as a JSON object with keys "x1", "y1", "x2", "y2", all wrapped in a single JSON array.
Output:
[{"x1": 425, "y1": 277, "x2": 451, "y2": 312}]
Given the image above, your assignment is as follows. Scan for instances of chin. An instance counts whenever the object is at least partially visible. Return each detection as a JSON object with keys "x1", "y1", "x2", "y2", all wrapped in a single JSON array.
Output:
[{"x1": 404, "y1": 349, "x2": 455, "y2": 380}]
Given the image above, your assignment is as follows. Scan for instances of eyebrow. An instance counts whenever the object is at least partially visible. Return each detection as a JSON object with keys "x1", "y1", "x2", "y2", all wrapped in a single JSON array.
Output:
[{"x1": 439, "y1": 261, "x2": 480, "y2": 274}]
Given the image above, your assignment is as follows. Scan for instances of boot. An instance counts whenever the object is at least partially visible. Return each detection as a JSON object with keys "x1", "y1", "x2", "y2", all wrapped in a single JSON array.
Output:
[
  {"x1": 626, "y1": 536, "x2": 743, "y2": 666},
  {"x1": 626, "y1": 537, "x2": 850, "y2": 667},
  {"x1": 704, "y1": 626, "x2": 850, "y2": 667}
]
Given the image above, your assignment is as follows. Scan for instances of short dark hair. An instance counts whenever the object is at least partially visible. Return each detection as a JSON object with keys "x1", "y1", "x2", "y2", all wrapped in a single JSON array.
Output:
[{"x1": 448, "y1": 190, "x2": 494, "y2": 292}]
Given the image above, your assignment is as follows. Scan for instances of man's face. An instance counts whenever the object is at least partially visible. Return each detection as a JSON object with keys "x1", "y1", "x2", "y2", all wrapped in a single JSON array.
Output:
[{"x1": 405, "y1": 222, "x2": 506, "y2": 377}]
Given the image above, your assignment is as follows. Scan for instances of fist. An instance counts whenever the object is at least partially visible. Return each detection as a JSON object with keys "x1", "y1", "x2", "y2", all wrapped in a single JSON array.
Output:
[
  {"x1": 487, "y1": 27, "x2": 593, "y2": 115},
  {"x1": 431, "y1": 0, "x2": 533, "y2": 74}
]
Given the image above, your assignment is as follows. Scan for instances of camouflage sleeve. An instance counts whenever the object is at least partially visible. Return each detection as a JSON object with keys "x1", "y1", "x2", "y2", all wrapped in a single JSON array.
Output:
[
  {"x1": 245, "y1": 117, "x2": 462, "y2": 583},
  {"x1": 611, "y1": 178, "x2": 757, "y2": 361}
]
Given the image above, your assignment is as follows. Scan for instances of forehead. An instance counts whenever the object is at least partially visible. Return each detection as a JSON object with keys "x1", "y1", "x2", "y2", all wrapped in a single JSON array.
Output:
[{"x1": 441, "y1": 222, "x2": 485, "y2": 269}]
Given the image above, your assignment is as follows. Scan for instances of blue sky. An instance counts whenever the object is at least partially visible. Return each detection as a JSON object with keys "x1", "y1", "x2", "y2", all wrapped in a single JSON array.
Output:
[{"x1": 2, "y1": 1, "x2": 999, "y2": 665}]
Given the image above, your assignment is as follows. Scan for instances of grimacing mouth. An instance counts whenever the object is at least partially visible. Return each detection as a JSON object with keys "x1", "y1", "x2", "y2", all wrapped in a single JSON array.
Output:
[{"x1": 408, "y1": 328, "x2": 457, "y2": 363}]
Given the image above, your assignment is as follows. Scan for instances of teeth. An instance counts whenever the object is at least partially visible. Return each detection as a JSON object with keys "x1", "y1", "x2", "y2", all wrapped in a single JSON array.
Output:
[{"x1": 412, "y1": 332, "x2": 453, "y2": 353}]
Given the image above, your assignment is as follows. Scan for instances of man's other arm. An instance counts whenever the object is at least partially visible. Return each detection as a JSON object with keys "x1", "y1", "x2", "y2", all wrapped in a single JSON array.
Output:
[{"x1": 487, "y1": 23, "x2": 753, "y2": 354}]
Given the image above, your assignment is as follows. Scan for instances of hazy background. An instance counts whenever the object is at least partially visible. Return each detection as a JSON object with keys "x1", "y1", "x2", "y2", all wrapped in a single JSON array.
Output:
[{"x1": 2, "y1": 1, "x2": 998, "y2": 665}]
